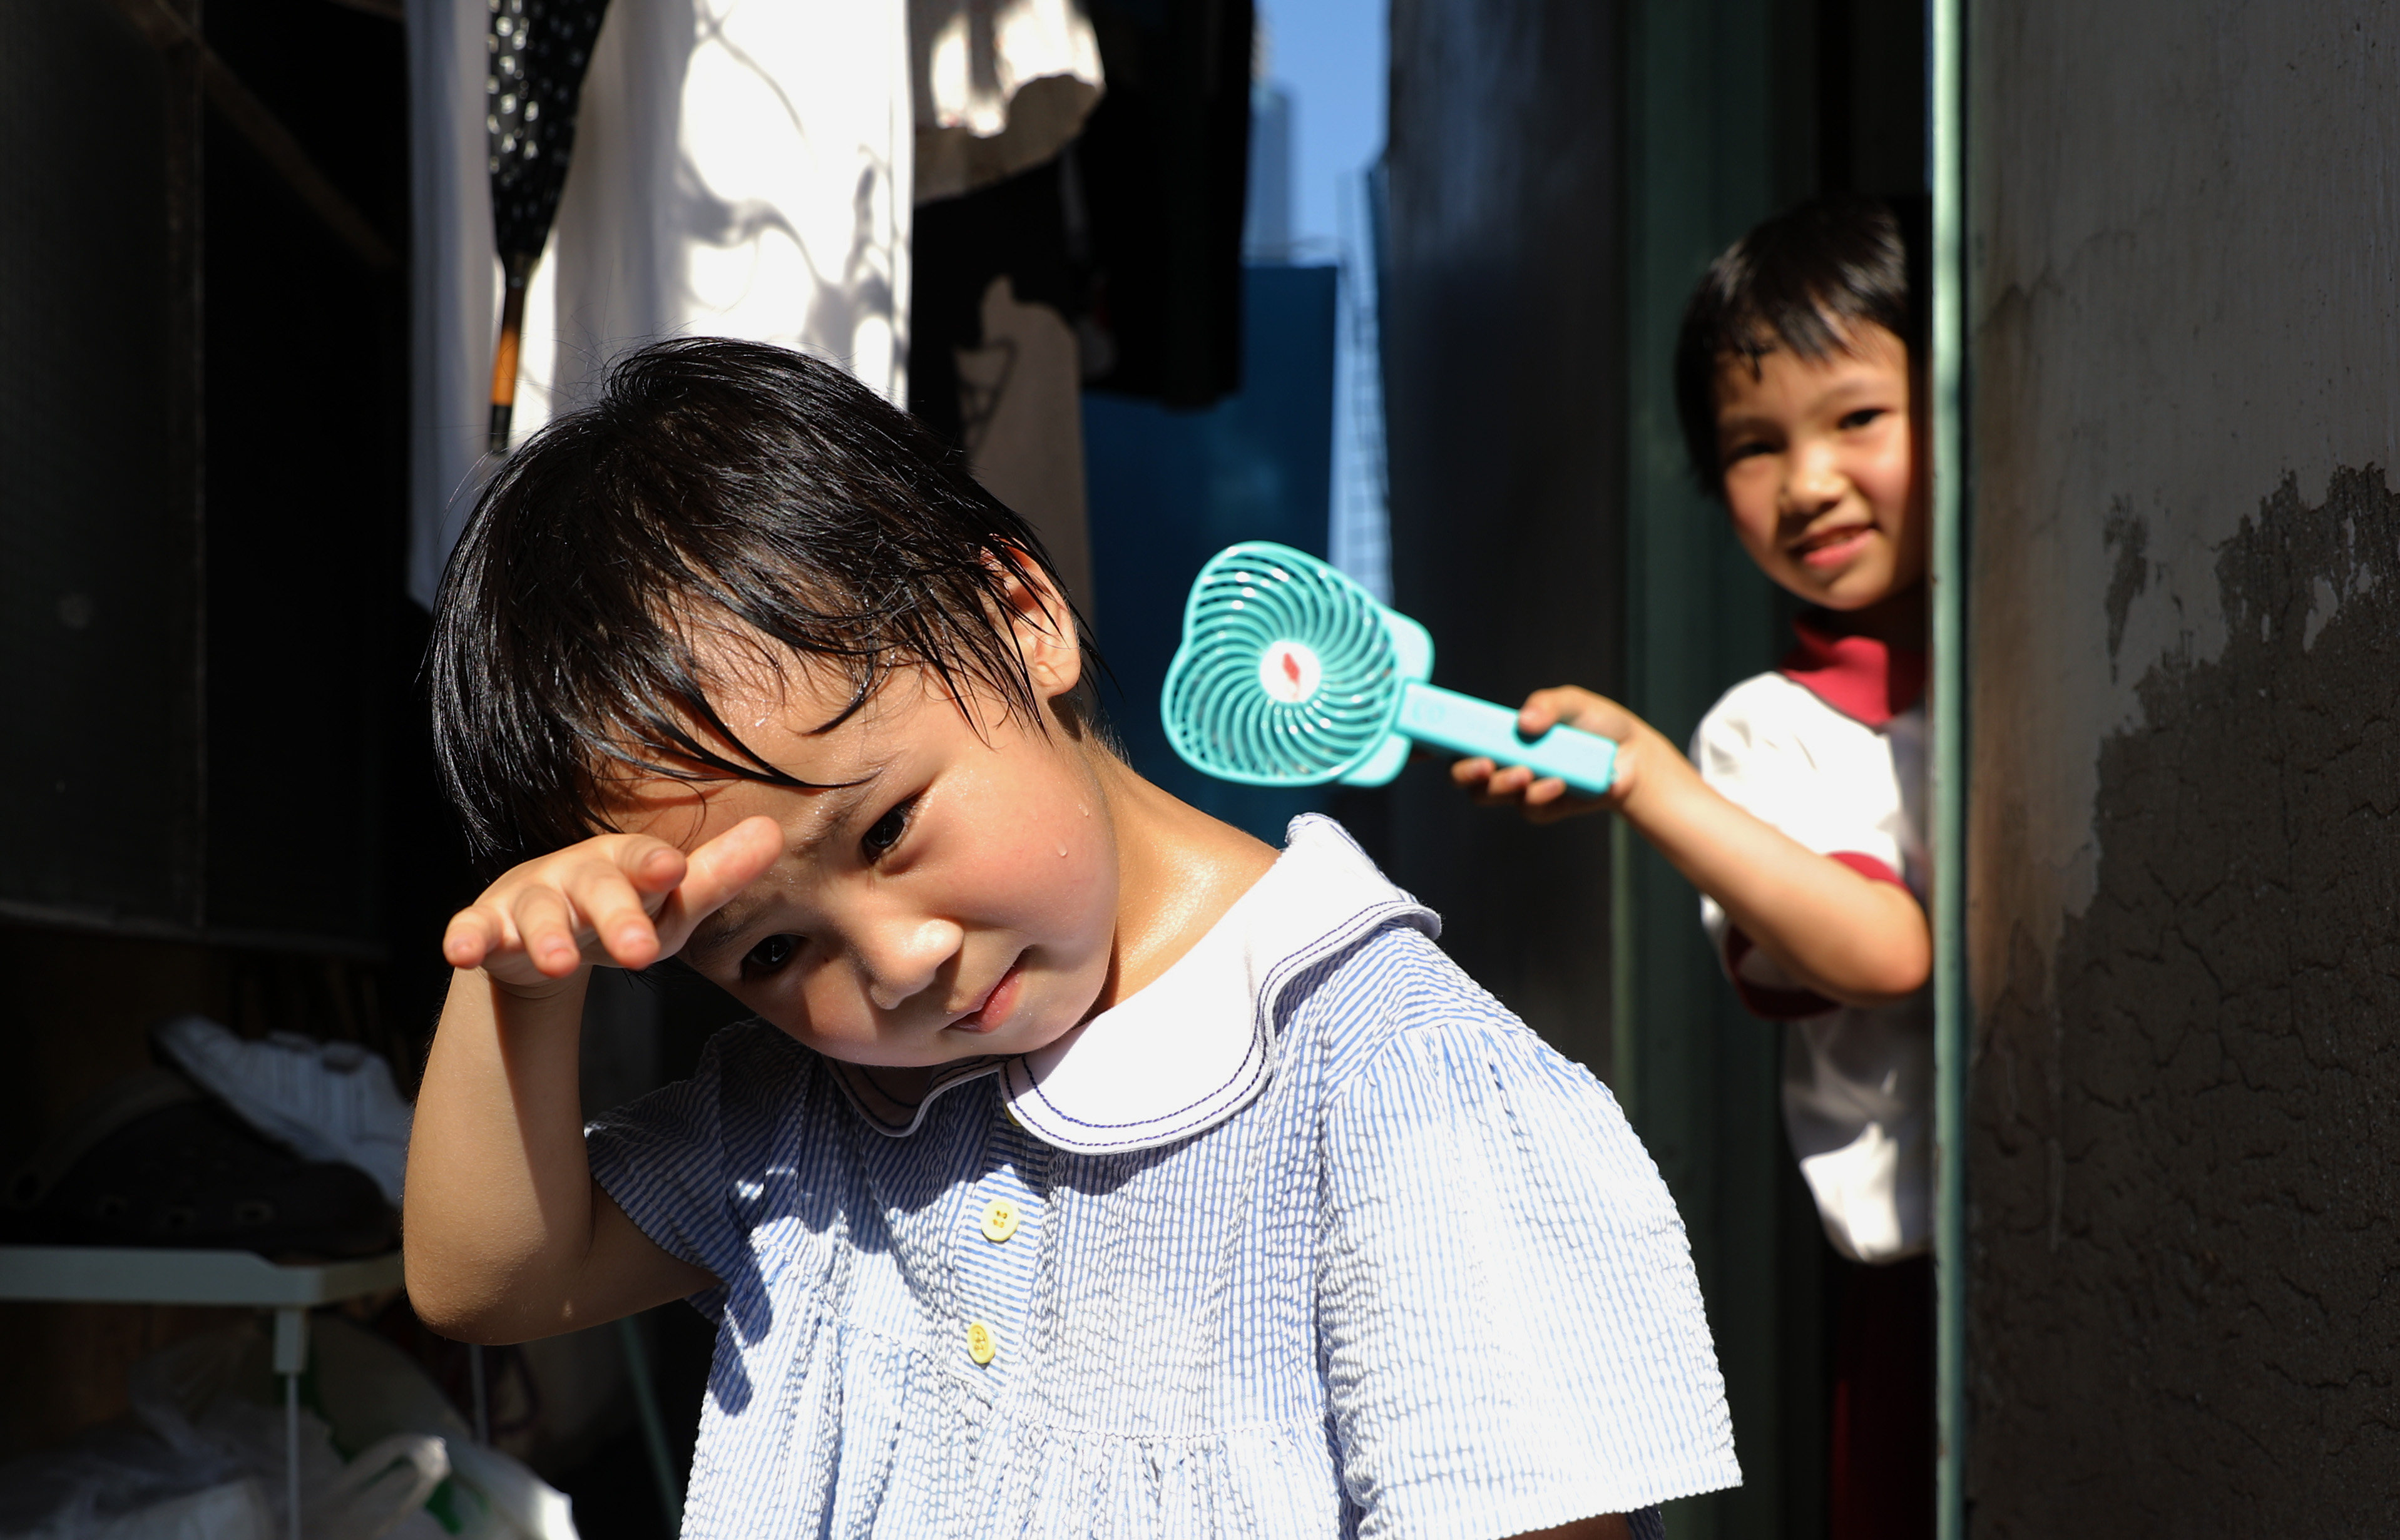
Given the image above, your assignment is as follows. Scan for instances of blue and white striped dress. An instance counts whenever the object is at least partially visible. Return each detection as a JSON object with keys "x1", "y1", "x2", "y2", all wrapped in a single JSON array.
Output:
[{"x1": 588, "y1": 817, "x2": 1739, "y2": 1538}]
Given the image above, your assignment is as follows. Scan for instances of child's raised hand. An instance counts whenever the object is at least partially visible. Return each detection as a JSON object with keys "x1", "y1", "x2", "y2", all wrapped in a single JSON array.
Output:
[
  {"x1": 441, "y1": 817, "x2": 785, "y2": 992},
  {"x1": 1451, "y1": 685, "x2": 1655, "y2": 824}
]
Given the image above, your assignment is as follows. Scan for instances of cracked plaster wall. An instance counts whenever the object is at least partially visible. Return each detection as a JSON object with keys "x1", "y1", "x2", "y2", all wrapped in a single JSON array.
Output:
[{"x1": 1966, "y1": 2, "x2": 2400, "y2": 1529}]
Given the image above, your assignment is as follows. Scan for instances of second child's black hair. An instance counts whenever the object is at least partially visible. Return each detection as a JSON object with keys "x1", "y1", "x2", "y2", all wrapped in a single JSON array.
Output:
[
  {"x1": 428, "y1": 337, "x2": 1100, "y2": 870},
  {"x1": 1672, "y1": 193, "x2": 1924, "y2": 494}
]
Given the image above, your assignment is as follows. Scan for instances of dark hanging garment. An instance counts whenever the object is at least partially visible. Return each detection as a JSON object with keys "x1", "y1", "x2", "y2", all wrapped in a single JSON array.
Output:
[
  {"x1": 908, "y1": 0, "x2": 1254, "y2": 440},
  {"x1": 1073, "y1": 0, "x2": 1255, "y2": 407},
  {"x1": 909, "y1": 157, "x2": 1088, "y2": 448}
]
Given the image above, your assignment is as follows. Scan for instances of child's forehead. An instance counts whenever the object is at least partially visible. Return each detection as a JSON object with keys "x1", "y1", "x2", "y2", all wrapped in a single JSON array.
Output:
[
  {"x1": 702, "y1": 653, "x2": 861, "y2": 737},
  {"x1": 1722, "y1": 316, "x2": 1906, "y2": 377},
  {"x1": 1715, "y1": 322, "x2": 1909, "y2": 405},
  {"x1": 593, "y1": 651, "x2": 983, "y2": 805}
]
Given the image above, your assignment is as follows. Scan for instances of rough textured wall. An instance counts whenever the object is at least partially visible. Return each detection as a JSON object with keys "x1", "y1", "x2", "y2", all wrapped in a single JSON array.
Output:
[
  {"x1": 1966, "y1": 3, "x2": 2400, "y2": 1529},
  {"x1": 1382, "y1": 0, "x2": 1622, "y2": 1071}
]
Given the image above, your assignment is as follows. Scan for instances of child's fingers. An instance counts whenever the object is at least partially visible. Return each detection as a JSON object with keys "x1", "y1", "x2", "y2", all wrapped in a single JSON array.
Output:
[
  {"x1": 685, "y1": 816, "x2": 784, "y2": 902},
  {"x1": 1522, "y1": 775, "x2": 1615, "y2": 824},
  {"x1": 615, "y1": 836, "x2": 688, "y2": 899},
  {"x1": 509, "y1": 886, "x2": 587, "y2": 978},
  {"x1": 443, "y1": 904, "x2": 508, "y2": 969},
  {"x1": 1517, "y1": 685, "x2": 1601, "y2": 735},
  {"x1": 1454, "y1": 756, "x2": 1534, "y2": 809},
  {"x1": 653, "y1": 815, "x2": 785, "y2": 949},
  {"x1": 1519, "y1": 685, "x2": 1628, "y2": 742},
  {"x1": 1456, "y1": 757, "x2": 1549, "y2": 808},
  {"x1": 1484, "y1": 763, "x2": 1537, "y2": 800},
  {"x1": 567, "y1": 862, "x2": 668, "y2": 969}
]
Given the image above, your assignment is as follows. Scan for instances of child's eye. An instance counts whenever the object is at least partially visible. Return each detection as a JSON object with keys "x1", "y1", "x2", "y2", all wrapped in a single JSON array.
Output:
[
  {"x1": 742, "y1": 933, "x2": 800, "y2": 977},
  {"x1": 1838, "y1": 407, "x2": 1887, "y2": 431},
  {"x1": 1722, "y1": 439, "x2": 1773, "y2": 466},
  {"x1": 860, "y1": 797, "x2": 917, "y2": 862}
]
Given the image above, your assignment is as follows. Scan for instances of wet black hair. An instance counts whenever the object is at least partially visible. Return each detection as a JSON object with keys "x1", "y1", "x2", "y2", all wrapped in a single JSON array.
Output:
[
  {"x1": 428, "y1": 336, "x2": 1099, "y2": 869},
  {"x1": 1672, "y1": 193, "x2": 1924, "y2": 494}
]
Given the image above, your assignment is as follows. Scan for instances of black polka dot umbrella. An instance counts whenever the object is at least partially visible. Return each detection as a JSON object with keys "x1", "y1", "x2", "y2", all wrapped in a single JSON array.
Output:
[{"x1": 486, "y1": 0, "x2": 610, "y2": 453}]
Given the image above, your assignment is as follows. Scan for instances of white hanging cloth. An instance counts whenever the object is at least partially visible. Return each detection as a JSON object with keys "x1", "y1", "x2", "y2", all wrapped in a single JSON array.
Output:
[
  {"x1": 406, "y1": 0, "x2": 915, "y2": 608},
  {"x1": 909, "y1": 0, "x2": 1105, "y2": 203}
]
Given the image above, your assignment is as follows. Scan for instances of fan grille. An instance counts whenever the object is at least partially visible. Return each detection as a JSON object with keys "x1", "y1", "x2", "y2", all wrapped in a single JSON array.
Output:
[{"x1": 1162, "y1": 545, "x2": 1401, "y2": 785}]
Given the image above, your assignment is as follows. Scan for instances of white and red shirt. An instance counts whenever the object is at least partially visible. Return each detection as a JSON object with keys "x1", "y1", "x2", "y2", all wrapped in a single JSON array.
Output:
[{"x1": 1690, "y1": 620, "x2": 1931, "y2": 1264}]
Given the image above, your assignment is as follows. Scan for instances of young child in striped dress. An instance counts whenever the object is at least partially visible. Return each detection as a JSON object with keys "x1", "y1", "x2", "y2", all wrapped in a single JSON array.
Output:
[{"x1": 402, "y1": 337, "x2": 1740, "y2": 1539}]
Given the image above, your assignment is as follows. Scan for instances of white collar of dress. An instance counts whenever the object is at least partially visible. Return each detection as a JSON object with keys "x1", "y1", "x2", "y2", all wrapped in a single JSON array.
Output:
[{"x1": 821, "y1": 815, "x2": 1438, "y2": 1155}]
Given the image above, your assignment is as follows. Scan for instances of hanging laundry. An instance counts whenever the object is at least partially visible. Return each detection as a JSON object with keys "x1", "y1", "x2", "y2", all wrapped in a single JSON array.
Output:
[
  {"x1": 407, "y1": 0, "x2": 914, "y2": 606},
  {"x1": 1072, "y1": 0, "x2": 1254, "y2": 406},
  {"x1": 912, "y1": 1, "x2": 1254, "y2": 424},
  {"x1": 955, "y1": 276, "x2": 1095, "y2": 615},
  {"x1": 484, "y1": 0, "x2": 611, "y2": 453},
  {"x1": 911, "y1": 0, "x2": 1106, "y2": 204},
  {"x1": 153, "y1": 1016, "x2": 414, "y2": 1206},
  {"x1": 909, "y1": 161, "x2": 1093, "y2": 616},
  {"x1": 906, "y1": 0, "x2": 1250, "y2": 625}
]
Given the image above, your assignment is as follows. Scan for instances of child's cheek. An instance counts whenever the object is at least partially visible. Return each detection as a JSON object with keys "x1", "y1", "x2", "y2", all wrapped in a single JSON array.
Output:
[
  {"x1": 1044, "y1": 798, "x2": 1116, "y2": 932},
  {"x1": 982, "y1": 785, "x2": 1114, "y2": 942},
  {"x1": 1861, "y1": 427, "x2": 1917, "y2": 524}
]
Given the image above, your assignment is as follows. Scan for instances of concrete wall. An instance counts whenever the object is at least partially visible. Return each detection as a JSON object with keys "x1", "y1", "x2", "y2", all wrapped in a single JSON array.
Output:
[{"x1": 1966, "y1": 4, "x2": 2400, "y2": 1527}]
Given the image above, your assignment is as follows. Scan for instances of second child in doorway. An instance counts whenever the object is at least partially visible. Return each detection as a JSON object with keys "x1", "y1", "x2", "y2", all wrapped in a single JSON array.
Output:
[{"x1": 1454, "y1": 195, "x2": 1934, "y2": 1539}]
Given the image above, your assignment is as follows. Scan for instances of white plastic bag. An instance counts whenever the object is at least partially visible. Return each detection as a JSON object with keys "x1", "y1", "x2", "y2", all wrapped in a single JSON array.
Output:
[
  {"x1": 52, "y1": 1432, "x2": 445, "y2": 1540},
  {"x1": 0, "y1": 1321, "x2": 573, "y2": 1540},
  {"x1": 313, "y1": 1436, "x2": 449, "y2": 1540},
  {"x1": 0, "y1": 1423, "x2": 238, "y2": 1539},
  {"x1": 305, "y1": 1318, "x2": 576, "y2": 1540},
  {"x1": 123, "y1": 1327, "x2": 450, "y2": 1540},
  {"x1": 88, "y1": 1479, "x2": 271, "y2": 1540}
]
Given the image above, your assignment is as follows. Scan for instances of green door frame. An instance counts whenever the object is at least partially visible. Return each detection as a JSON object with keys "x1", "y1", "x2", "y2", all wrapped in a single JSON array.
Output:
[{"x1": 1928, "y1": 0, "x2": 1968, "y2": 1534}]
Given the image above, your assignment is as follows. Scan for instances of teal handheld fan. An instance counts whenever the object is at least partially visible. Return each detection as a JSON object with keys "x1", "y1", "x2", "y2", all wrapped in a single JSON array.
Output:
[{"x1": 1162, "y1": 541, "x2": 1618, "y2": 794}]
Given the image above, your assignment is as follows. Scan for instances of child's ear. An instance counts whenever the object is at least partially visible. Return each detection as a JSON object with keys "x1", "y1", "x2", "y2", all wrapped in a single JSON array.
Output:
[{"x1": 994, "y1": 549, "x2": 1083, "y2": 700}]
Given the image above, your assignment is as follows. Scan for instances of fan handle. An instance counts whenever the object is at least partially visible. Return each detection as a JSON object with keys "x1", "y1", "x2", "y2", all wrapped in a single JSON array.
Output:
[{"x1": 1397, "y1": 681, "x2": 1618, "y2": 795}]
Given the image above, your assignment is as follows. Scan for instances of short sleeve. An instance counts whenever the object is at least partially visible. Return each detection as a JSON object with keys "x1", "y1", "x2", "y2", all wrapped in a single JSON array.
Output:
[
  {"x1": 585, "y1": 1020, "x2": 812, "y2": 1321},
  {"x1": 1317, "y1": 1005, "x2": 1741, "y2": 1537},
  {"x1": 1689, "y1": 675, "x2": 1906, "y2": 873},
  {"x1": 1690, "y1": 676, "x2": 1919, "y2": 1018}
]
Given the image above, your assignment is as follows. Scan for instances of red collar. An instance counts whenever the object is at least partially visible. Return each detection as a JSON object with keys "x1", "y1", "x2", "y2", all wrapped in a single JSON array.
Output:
[{"x1": 1777, "y1": 616, "x2": 1926, "y2": 728}]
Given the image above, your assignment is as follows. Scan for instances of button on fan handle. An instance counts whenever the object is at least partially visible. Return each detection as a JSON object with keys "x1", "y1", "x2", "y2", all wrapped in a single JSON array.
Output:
[{"x1": 1396, "y1": 683, "x2": 1619, "y2": 795}]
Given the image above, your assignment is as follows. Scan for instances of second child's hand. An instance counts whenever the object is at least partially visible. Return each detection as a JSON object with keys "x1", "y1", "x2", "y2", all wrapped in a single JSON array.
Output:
[
  {"x1": 1449, "y1": 682, "x2": 1930, "y2": 1006},
  {"x1": 441, "y1": 815, "x2": 786, "y2": 991},
  {"x1": 1451, "y1": 685, "x2": 1656, "y2": 823}
]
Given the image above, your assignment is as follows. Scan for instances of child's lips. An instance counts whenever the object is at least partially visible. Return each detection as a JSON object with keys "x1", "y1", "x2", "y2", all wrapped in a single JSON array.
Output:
[
  {"x1": 951, "y1": 959, "x2": 1026, "y2": 1034},
  {"x1": 1792, "y1": 526, "x2": 1875, "y2": 569}
]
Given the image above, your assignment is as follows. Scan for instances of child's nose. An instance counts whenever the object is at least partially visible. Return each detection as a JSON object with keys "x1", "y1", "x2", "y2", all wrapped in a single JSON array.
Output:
[
  {"x1": 857, "y1": 916, "x2": 966, "y2": 1012},
  {"x1": 1782, "y1": 437, "x2": 1847, "y2": 507}
]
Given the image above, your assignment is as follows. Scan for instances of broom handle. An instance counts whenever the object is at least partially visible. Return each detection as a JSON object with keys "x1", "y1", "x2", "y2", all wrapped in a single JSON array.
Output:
[
  {"x1": 488, "y1": 254, "x2": 532, "y2": 453},
  {"x1": 1397, "y1": 681, "x2": 1619, "y2": 795}
]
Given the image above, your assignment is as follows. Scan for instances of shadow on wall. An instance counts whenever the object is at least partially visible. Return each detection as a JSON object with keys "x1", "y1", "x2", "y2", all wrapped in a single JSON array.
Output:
[
  {"x1": 1082, "y1": 263, "x2": 1340, "y2": 845},
  {"x1": 1969, "y1": 465, "x2": 2400, "y2": 1529}
]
